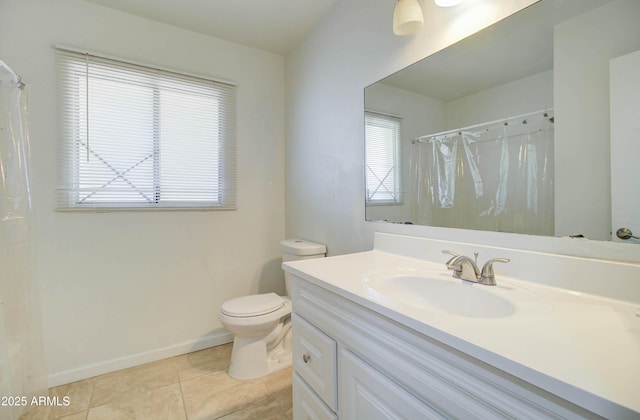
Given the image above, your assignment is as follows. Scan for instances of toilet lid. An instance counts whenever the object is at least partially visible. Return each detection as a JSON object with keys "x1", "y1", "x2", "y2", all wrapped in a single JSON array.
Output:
[{"x1": 221, "y1": 293, "x2": 284, "y2": 317}]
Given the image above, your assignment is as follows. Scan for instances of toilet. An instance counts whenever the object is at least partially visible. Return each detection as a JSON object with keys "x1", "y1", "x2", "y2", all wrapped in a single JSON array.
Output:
[{"x1": 219, "y1": 239, "x2": 326, "y2": 380}]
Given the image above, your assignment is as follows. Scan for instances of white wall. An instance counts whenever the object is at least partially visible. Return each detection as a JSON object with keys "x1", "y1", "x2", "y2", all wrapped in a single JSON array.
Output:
[
  {"x1": 285, "y1": 0, "x2": 640, "y2": 263},
  {"x1": 445, "y1": 70, "x2": 553, "y2": 129},
  {"x1": 0, "y1": 0, "x2": 286, "y2": 385},
  {"x1": 554, "y1": 0, "x2": 640, "y2": 240}
]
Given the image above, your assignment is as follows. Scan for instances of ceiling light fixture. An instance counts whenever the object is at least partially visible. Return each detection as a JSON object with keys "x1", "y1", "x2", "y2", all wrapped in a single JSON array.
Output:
[
  {"x1": 393, "y1": 0, "x2": 424, "y2": 36},
  {"x1": 435, "y1": 0, "x2": 465, "y2": 6}
]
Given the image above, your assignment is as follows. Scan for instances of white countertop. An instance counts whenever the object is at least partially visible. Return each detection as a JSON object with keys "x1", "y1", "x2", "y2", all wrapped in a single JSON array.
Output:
[{"x1": 283, "y1": 250, "x2": 640, "y2": 419}]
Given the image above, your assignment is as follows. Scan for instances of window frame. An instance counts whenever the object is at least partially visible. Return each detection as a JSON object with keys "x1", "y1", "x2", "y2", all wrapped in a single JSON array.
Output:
[
  {"x1": 364, "y1": 111, "x2": 402, "y2": 205},
  {"x1": 56, "y1": 47, "x2": 237, "y2": 211}
]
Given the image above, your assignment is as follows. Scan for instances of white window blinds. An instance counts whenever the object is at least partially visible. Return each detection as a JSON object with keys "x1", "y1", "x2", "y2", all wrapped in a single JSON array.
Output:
[
  {"x1": 56, "y1": 47, "x2": 237, "y2": 210},
  {"x1": 365, "y1": 111, "x2": 401, "y2": 204}
]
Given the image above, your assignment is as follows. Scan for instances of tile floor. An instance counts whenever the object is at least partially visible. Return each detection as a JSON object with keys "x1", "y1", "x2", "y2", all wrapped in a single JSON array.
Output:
[{"x1": 20, "y1": 343, "x2": 293, "y2": 420}]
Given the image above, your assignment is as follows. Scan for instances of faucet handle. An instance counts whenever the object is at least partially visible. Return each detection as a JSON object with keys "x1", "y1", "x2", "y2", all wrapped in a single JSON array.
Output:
[
  {"x1": 441, "y1": 250, "x2": 460, "y2": 267},
  {"x1": 442, "y1": 250, "x2": 458, "y2": 257},
  {"x1": 479, "y1": 258, "x2": 510, "y2": 286}
]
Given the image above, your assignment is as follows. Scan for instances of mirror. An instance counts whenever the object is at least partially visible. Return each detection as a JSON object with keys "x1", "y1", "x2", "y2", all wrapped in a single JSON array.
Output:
[{"x1": 365, "y1": 0, "x2": 640, "y2": 242}]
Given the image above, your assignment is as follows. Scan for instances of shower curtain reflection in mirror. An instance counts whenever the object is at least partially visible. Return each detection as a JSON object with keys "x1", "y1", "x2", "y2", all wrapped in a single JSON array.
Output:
[
  {"x1": 410, "y1": 111, "x2": 554, "y2": 236},
  {"x1": 0, "y1": 60, "x2": 47, "y2": 419}
]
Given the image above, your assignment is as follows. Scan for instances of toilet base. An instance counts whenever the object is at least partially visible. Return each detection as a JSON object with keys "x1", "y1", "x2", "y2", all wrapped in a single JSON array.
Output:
[{"x1": 228, "y1": 324, "x2": 292, "y2": 380}]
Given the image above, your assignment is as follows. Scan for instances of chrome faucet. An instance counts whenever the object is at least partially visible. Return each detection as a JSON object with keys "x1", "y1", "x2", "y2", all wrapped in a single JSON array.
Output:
[{"x1": 442, "y1": 250, "x2": 509, "y2": 286}]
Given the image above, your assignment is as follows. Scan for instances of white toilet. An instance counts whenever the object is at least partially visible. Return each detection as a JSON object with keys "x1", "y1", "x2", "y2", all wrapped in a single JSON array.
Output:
[{"x1": 219, "y1": 239, "x2": 326, "y2": 380}]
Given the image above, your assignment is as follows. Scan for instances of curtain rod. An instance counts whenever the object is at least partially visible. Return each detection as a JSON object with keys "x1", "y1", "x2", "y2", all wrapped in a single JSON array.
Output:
[
  {"x1": 413, "y1": 108, "x2": 554, "y2": 143},
  {"x1": 0, "y1": 59, "x2": 25, "y2": 88}
]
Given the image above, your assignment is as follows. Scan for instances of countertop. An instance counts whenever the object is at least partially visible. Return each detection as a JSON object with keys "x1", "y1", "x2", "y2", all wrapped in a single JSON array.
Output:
[{"x1": 283, "y1": 250, "x2": 640, "y2": 419}]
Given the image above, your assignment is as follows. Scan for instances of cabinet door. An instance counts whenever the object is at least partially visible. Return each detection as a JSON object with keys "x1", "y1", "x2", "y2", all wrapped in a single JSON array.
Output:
[
  {"x1": 293, "y1": 373, "x2": 337, "y2": 420},
  {"x1": 292, "y1": 313, "x2": 337, "y2": 410},
  {"x1": 339, "y1": 348, "x2": 444, "y2": 420}
]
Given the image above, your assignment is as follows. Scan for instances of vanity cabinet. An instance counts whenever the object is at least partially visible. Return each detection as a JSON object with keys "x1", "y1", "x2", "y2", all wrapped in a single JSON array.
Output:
[{"x1": 290, "y1": 274, "x2": 600, "y2": 420}]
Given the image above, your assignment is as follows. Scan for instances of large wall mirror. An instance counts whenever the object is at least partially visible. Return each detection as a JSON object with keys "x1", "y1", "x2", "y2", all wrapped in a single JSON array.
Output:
[{"x1": 365, "y1": 0, "x2": 640, "y2": 244}]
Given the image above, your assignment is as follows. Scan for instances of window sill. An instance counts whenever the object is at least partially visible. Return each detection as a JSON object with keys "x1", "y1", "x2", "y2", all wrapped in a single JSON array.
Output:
[{"x1": 56, "y1": 206, "x2": 236, "y2": 213}]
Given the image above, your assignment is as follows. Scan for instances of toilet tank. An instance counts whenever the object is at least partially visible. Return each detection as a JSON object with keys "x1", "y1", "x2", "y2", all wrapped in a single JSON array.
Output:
[
  {"x1": 280, "y1": 239, "x2": 326, "y2": 295},
  {"x1": 280, "y1": 239, "x2": 326, "y2": 262}
]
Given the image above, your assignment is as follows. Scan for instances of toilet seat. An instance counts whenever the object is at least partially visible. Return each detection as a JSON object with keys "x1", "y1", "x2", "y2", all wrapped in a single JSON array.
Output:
[{"x1": 221, "y1": 292, "x2": 285, "y2": 317}]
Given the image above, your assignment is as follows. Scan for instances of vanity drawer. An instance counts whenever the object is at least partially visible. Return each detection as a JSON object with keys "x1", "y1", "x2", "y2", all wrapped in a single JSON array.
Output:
[
  {"x1": 292, "y1": 313, "x2": 337, "y2": 411},
  {"x1": 293, "y1": 372, "x2": 337, "y2": 420}
]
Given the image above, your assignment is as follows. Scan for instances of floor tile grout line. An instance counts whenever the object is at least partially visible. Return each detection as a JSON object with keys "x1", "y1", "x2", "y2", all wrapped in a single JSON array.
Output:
[
  {"x1": 177, "y1": 375, "x2": 190, "y2": 420},
  {"x1": 86, "y1": 378, "x2": 97, "y2": 414}
]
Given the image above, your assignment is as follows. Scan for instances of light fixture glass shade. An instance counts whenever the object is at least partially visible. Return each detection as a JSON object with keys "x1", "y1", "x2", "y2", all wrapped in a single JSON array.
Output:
[
  {"x1": 434, "y1": 0, "x2": 465, "y2": 6},
  {"x1": 393, "y1": 0, "x2": 424, "y2": 36}
]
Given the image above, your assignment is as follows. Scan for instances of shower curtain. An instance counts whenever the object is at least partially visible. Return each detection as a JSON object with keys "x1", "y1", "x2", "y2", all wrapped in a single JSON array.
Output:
[
  {"x1": 0, "y1": 60, "x2": 47, "y2": 419},
  {"x1": 410, "y1": 112, "x2": 554, "y2": 236}
]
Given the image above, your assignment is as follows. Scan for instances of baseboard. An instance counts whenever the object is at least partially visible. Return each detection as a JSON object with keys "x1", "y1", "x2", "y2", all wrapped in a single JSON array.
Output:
[{"x1": 48, "y1": 330, "x2": 234, "y2": 387}]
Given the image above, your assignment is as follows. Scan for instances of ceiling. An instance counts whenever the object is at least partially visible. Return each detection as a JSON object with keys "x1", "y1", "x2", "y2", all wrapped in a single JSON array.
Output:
[
  {"x1": 378, "y1": 0, "x2": 612, "y2": 101},
  {"x1": 82, "y1": 0, "x2": 339, "y2": 55}
]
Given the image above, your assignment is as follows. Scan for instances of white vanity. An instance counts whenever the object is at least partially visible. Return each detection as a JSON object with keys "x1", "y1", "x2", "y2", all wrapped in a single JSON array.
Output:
[{"x1": 283, "y1": 233, "x2": 640, "y2": 419}]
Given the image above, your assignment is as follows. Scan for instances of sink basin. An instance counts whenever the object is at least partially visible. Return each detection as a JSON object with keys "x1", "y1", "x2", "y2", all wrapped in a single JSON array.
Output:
[{"x1": 363, "y1": 270, "x2": 538, "y2": 318}]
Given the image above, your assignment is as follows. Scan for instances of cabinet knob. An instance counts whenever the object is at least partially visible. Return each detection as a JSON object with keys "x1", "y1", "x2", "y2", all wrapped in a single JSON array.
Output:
[{"x1": 302, "y1": 353, "x2": 311, "y2": 364}]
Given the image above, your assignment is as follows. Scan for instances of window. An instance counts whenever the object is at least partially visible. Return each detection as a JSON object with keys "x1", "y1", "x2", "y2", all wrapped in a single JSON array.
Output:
[
  {"x1": 56, "y1": 48, "x2": 236, "y2": 210},
  {"x1": 365, "y1": 111, "x2": 401, "y2": 204}
]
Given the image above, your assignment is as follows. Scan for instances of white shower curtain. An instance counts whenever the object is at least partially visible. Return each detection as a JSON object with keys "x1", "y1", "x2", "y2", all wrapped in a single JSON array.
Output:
[
  {"x1": 0, "y1": 60, "x2": 47, "y2": 419},
  {"x1": 410, "y1": 112, "x2": 554, "y2": 236}
]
